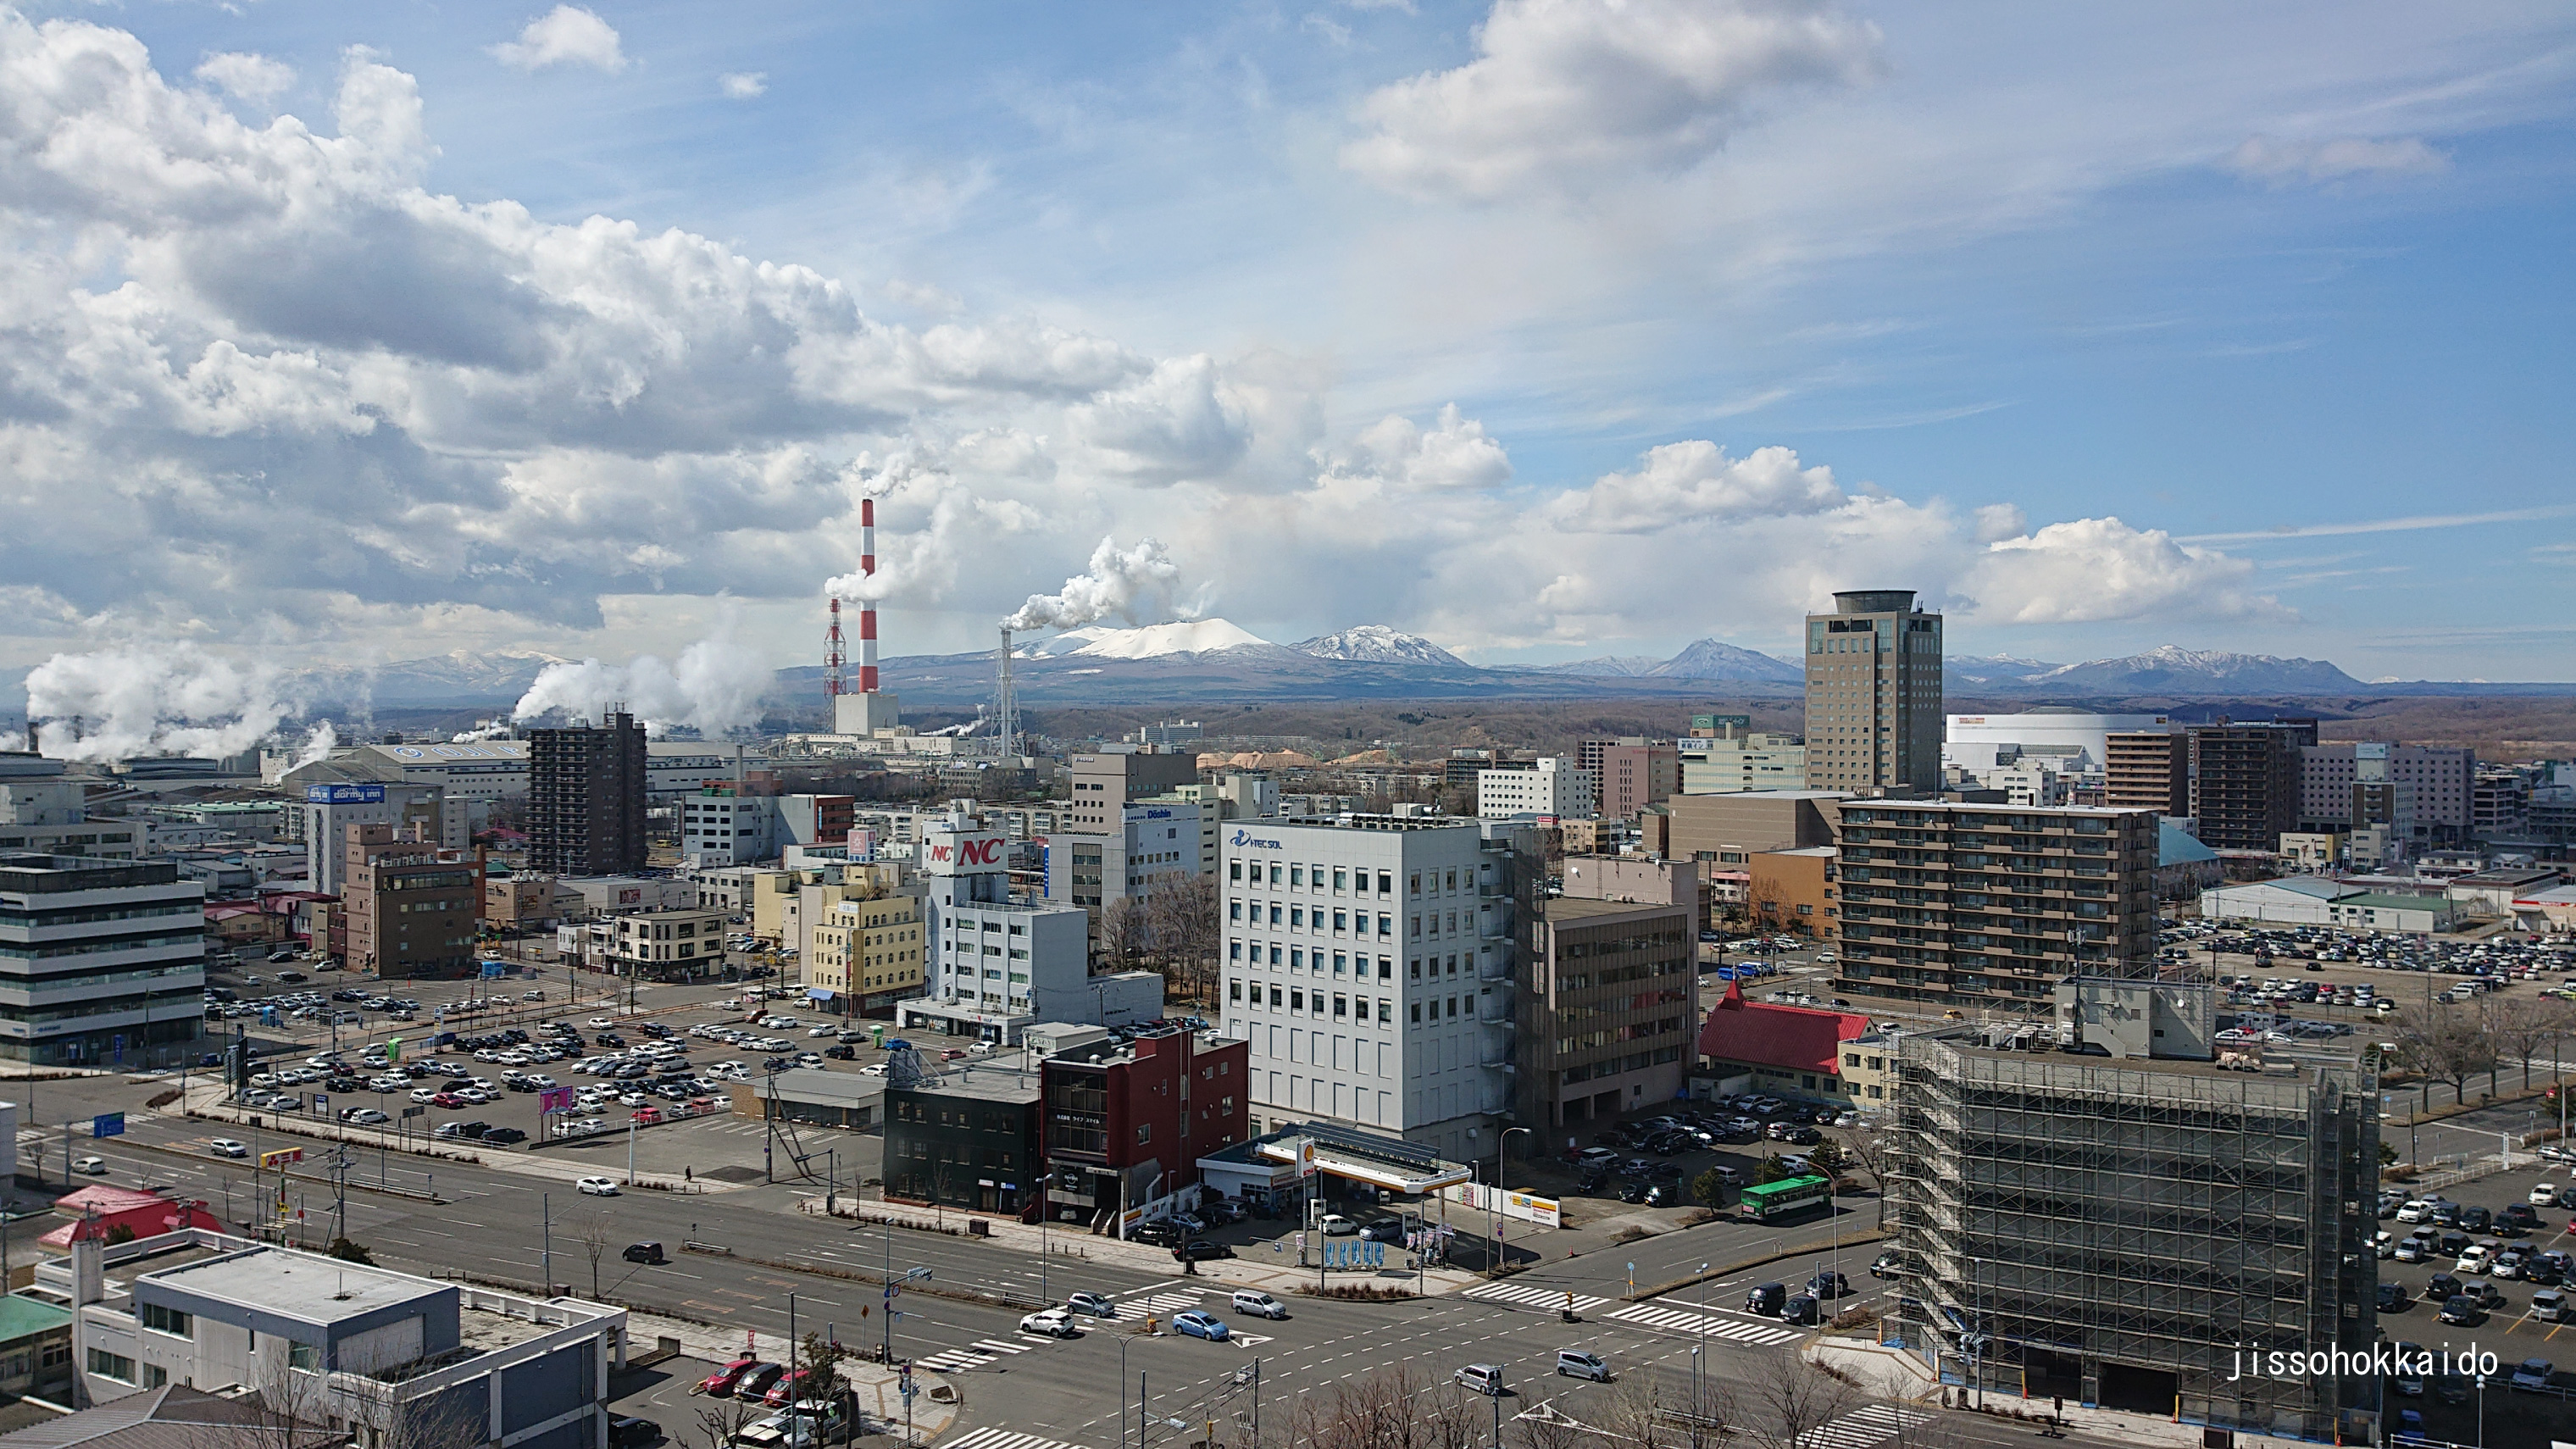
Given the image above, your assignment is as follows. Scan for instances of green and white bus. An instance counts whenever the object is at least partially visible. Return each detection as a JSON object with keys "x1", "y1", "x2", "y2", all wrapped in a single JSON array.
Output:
[{"x1": 1737, "y1": 1174, "x2": 1832, "y2": 1224}]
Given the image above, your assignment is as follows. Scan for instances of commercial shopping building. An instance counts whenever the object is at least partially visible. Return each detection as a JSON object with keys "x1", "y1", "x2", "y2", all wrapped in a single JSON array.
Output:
[
  {"x1": 1883, "y1": 980, "x2": 2378, "y2": 1444},
  {"x1": 2196, "y1": 877, "x2": 2457, "y2": 933},
  {"x1": 0, "y1": 853, "x2": 204, "y2": 1067},
  {"x1": 1218, "y1": 814, "x2": 1535, "y2": 1164},
  {"x1": 1803, "y1": 589, "x2": 1943, "y2": 794}
]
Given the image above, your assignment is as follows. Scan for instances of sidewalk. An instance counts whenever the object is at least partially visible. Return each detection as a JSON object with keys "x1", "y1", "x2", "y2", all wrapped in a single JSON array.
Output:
[
  {"x1": 1804, "y1": 1337, "x2": 2325, "y2": 1449},
  {"x1": 622, "y1": 1309, "x2": 958, "y2": 1445},
  {"x1": 805, "y1": 1196, "x2": 1482, "y2": 1299}
]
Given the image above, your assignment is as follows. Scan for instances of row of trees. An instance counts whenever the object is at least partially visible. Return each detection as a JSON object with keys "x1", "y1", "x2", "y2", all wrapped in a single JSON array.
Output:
[
  {"x1": 1098, "y1": 873, "x2": 1222, "y2": 1004},
  {"x1": 2388, "y1": 994, "x2": 2576, "y2": 1109}
]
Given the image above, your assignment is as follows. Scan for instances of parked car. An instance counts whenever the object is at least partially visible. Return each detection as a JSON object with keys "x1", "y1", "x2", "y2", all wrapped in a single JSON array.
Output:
[
  {"x1": 2511, "y1": 1358, "x2": 2556, "y2": 1392},
  {"x1": 1319, "y1": 1213, "x2": 1358, "y2": 1236},
  {"x1": 696, "y1": 1357, "x2": 761, "y2": 1396},
  {"x1": 2377, "y1": 1282, "x2": 2408, "y2": 1312}
]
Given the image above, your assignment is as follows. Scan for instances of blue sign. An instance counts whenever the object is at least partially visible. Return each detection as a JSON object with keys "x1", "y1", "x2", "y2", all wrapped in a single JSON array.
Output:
[
  {"x1": 480, "y1": 960, "x2": 508, "y2": 979},
  {"x1": 1230, "y1": 830, "x2": 1284, "y2": 849},
  {"x1": 92, "y1": 1113, "x2": 125, "y2": 1139},
  {"x1": 305, "y1": 783, "x2": 386, "y2": 804}
]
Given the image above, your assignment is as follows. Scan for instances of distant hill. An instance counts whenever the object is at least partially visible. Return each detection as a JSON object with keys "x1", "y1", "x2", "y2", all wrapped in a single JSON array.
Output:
[
  {"x1": 1292, "y1": 627, "x2": 1466, "y2": 668},
  {"x1": 1958, "y1": 645, "x2": 2367, "y2": 695},
  {"x1": 1526, "y1": 639, "x2": 1802, "y2": 685}
]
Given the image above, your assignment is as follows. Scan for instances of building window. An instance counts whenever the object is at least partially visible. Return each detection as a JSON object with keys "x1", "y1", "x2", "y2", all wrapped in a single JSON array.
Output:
[
  {"x1": 1136, "y1": 1124, "x2": 1151, "y2": 1144},
  {"x1": 140, "y1": 1303, "x2": 191, "y2": 1337},
  {"x1": 87, "y1": 1348, "x2": 135, "y2": 1384}
]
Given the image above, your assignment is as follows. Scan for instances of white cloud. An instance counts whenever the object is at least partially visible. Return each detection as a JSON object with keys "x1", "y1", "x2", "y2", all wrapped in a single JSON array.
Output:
[
  {"x1": 719, "y1": 70, "x2": 766, "y2": 99},
  {"x1": 2224, "y1": 134, "x2": 2449, "y2": 185},
  {"x1": 1972, "y1": 502, "x2": 2026, "y2": 543},
  {"x1": 1068, "y1": 354, "x2": 1254, "y2": 483},
  {"x1": 1965, "y1": 517, "x2": 2288, "y2": 625},
  {"x1": 491, "y1": 6, "x2": 629, "y2": 75},
  {"x1": 1335, "y1": 404, "x2": 1513, "y2": 491},
  {"x1": 1342, "y1": 0, "x2": 1881, "y2": 202},
  {"x1": 511, "y1": 609, "x2": 771, "y2": 736},
  {"x1": 1547, "y1": 440, "x2": 1842, "y2": 532},
  {"x1": 195, "y1": 52, "x2": 295, "y2": 106}
]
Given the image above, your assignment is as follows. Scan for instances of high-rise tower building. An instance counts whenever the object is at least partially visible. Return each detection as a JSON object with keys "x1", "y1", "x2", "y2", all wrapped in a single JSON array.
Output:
[
  {"x1": 527, "y1": 712, "x2": 647, "y2": 875},
  {"x1": 1803, "y1": 590, "x2": 1943, "y2": 794}
]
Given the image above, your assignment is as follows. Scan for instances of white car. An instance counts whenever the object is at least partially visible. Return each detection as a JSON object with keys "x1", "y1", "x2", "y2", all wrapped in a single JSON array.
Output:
[
  {"x1": 2535, "y1": 1183, "x2": 2562, "y2": 1207},
  {"x1": 409, "y1": 1087, "x2": 441, "y2": 1103},
  {"x1": 858, "y1": 1063, "x2": 889, "y2": 1078},
  {"x1": 2458, "y1": 1245, "x2": 2493, "y2": 1274},
  {"x1": 71, "y1": 1155, "x2": 108, "y2": 1175},
  {"x1": 808, "y1": 1025, "x2": 836, "y2": 1037},
  {"x1": 1320, "y1": 1214, "x2": 1359, "y2": 1236},
  {"x1": 2396, "y1": 1200, "x2": 2434, "y2": 1224},
  {"x1": 587, "y1": 1018, "x2": 615, "y2": 1029},
  {"x1": 1019, "y1": 1309, "x2": 1079, "y2": 1338},
  {"x1": 208, "y1": 1138, "x2": 249, "y2": 1158},
  {"x1": 576, "y1": 1176, "x2": 621, "y2": 1196}
]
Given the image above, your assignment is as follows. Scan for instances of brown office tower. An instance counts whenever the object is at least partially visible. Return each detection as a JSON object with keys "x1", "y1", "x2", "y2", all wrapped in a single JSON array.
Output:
[
  {"x1": 2103, "y1": 730, "x2": 2187, "y2": 816},
  {"x1": 2185, "y1": 724, "x2": 2301, "y2": 852},
  {"x1": 1804, "y1": 590, "x2": 1942, "y2": 794},
  {"x1": 528, "y1": 711, "x2": 647, "y2": 874},
  {"x1": 343, "y1": 824, "x2": 479, "y2": 979}
]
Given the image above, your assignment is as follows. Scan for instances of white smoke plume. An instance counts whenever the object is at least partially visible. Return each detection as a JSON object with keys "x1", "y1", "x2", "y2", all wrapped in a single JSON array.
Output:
[
  {"x1": 1003, "y1": 535, "x2": 1186, "y2": 631},
  {"x1": 509, "y1": 617, "x2": 772, "y2": 738},
  {"x1": 292, "y1": 719, "x2": 339, "y2": 769},
  {"x1": 450, "y1": 719, "x2": 514, "y2": 743},
  {"x1": 24, "y1": 647, "x2": 303, "y2": 763}
]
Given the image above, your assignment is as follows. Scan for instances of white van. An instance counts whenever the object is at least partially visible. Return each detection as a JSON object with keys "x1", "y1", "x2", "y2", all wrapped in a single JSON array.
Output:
[
  {"x1": 1454, "y1": 1364, "x2": 1506, "y2": 1396},
  {"x1": 1230, "y1": 1291, "x2": 1288, "y2": 1320},
  {"x1": 1555, "y1": 1350, "x2": 1611, "y2": 1382}
]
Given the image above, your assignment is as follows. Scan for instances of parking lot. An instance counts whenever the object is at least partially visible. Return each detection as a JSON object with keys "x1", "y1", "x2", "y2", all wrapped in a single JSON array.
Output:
[{"x1": 2373, "y1": 1164, "x2": 2576, "y2": 1441}]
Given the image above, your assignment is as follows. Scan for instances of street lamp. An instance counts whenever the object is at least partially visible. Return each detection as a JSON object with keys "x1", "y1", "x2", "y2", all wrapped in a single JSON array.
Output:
[
  {"x1": 1691, "y1": 1259, "x2": 1711, "y2": 1416},
  {"x1": 1491, "y1": 1125, "x2": 1531, "y2": 1270}
]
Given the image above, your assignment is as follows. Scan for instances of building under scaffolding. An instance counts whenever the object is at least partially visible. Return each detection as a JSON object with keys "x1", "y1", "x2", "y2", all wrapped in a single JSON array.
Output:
[{"x1": 1884, "y1": 979, "x2": 2378, "y2": 1445}]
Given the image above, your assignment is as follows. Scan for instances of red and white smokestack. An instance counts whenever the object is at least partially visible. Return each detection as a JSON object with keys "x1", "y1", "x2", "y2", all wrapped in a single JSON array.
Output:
[{"x1": 858, "y1": 497, "x2": 880, "y2": 693}]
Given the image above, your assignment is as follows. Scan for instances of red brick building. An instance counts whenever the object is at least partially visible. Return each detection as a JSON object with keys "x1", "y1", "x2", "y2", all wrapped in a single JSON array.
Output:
[{"x1": 1040, "y1": 1030, "x2": 1251, "y2": 1230}]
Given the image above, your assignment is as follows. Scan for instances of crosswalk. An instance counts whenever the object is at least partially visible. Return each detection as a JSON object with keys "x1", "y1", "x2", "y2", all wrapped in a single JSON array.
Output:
[
  {"x1": 1463, "y1": 1282, "x2": 1607, "y2": 1313},
  {"x1": 1794, "y1": 1403, "x2": 1934, "y2": 1449},
  {"x1": 945, "y1": 1429, "x2": 1093, "y2": 1449},
  {"x1": 1122, "y1": 1290, "x2": 1210, "y2": 1319},
  {"x1": 913, "y1": 1337, "x2": 1040, "y2": 1373},
  {"x1": 1606, "y1": 1302, "x2": 1805, "y2": 1346}
]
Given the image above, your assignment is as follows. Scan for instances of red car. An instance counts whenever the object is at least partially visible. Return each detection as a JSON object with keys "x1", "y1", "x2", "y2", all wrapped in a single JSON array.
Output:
[
  {"x1": 763, "y1": 1368, "x2": 812, "y2": 1407},
  {"x1": 695, "y1": 1357, "x2": 758, "y2": 1396},
  {"x1": 430, "y1": 1091, "x2": 465, "y2": 1109}
]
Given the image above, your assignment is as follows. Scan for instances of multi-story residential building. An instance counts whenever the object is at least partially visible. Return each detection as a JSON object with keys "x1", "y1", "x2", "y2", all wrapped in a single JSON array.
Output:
[
  {"x1": 1803, "y1": 589, "x2": 1942, "y2": 794},
  {"x1": 1829, "y1": 800, "x2": 2160, "y2": 1007},
  {"x1": 606, "y1": 904, "x2": 729, "y2": 981},
  {"x1": 808, "y1": 893, "x2": 922, "y2": 1015},
  {"x1": 883, "y1": 1062, "x2": 1043, "y2": 1213},
  {"x1": 0, "y1": 754, "x2": 142, "y2": 861},
  {"x1": 1522, "y1": 859, "x2": 1695, "y2": 1135},
  {"x1": 57, "y1": 1225, "x2": 627, "y2": 1442},
  {"x1": 1593, "y1": 741, "x2": 1679, "y2": 820},
  {"x1": 903, "y1": 822, "x2": 1155, "y2": 1044},
  {"x1": 339, "y1": 824, "x2": 477, "y2": 980},
  {"x1": 0, "y1": 852, "x2": 204, "y2": 1067},
  {"x1": 1044, "y1": 800, "x2": 1202, "y2": 941},
  {"x1": 2296, "y1": 742, "x2": 2473, "y2": 847},
  {"x1": 1677, "y1": 724, "x2": 1807, "y2": 795},
  {"x1": 2102, "y1": 730, "x2": 2188, "y2": 816},
  {"x1": 2473, "y1": 767, "x2": 2533, "y2": 841},
  {"x1": 1041, "y1": 1027, "x2": 1251, "y2": 1230},
  {"x1": 2186, "y1": 723, "x2": 2307, "y2": 852},
  {"x1": 1063, "y1": 747, "x2": 1200, "y2": 835},
  {"x1": 526, "y1": 713, "x2": 647, "y2": 876},
  {"x1": 1885, "y1": 980, "x2": 2377, "y2": 1444},
  {"x1": 1218, "y1": 815, "x2": 1532, "y2": 1163},
  {"x1": 1475, "y1": 757, "x2": 1596, "y2": 819}
]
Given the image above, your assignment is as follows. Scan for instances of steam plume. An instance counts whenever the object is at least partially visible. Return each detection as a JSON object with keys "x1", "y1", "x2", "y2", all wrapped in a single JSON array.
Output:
[
  {"x1": 291, "y1": 719, "x2": 339, "y2": 769},
  {"x1": 509, "y1": 615, "x2": 771, "y2": 737},
  {"x1": 1003, "y1": 535, "x2": 1185, "y2": 631},
  {"x1": 24, "y1": 647, "x2": 303, "y2": 762}
]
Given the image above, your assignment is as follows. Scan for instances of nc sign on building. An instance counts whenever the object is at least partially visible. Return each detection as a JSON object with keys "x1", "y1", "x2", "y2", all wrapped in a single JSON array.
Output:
[
  {"x1": 922, "y1": 830, "x2": 1008, "y2": 876},
  {"x1": 305, "y1": 783, "x2": 386, "y2": 804}
]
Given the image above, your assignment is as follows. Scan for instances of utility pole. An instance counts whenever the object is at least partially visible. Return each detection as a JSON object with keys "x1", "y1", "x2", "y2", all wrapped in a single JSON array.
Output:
[{"x1": 541, "y1": 1192, "x2": 552, "y2": 1295}]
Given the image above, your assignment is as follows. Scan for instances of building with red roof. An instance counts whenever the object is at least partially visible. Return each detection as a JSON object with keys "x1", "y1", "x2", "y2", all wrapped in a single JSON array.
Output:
[
  {"x1": 37, "y1": 1185, "x2": 224, "y2": 1248},
  {"x1": 1696, "y1": 977, "x2": 1876, "y2": 1103}
]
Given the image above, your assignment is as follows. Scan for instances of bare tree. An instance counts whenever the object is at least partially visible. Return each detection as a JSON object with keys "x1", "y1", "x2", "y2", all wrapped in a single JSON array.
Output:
[
  {"x1": 2482, "y1": 997, "x2": 2576, "y2": 1093},
  {"x1": 1097, "y1": 897, "x2": 1152, "y2": 973},
  {"x1": 1745, "y1": 876, "x2": 1791, "y2": 936},
  {"x1": 1740, "y1": 1356, "x2": 1859, "y2": 1449},
  {"x1": 691, "y1": 1396, "x2": 764, "y2": 1449},
  {"x1": 2394, "y1": 1001, "x2": 2495, "y2": 1108},
  {"x1": 1146, "y1": 873, "x2": 1220, "y2": 1005},
  {"x1": 577, "y1": 1208, "x2": 614, "y2": 1300}
]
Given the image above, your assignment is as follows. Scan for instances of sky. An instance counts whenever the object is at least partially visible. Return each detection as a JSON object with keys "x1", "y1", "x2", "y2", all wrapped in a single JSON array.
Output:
[{"x1": 2, "y1": 0, "x2": 2572, "y2": 706}]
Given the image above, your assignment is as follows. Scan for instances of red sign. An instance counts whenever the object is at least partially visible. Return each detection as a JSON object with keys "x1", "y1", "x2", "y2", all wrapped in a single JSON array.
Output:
[{"x1": 925, "y1": 832, "x2": 1007, "y2": 874}]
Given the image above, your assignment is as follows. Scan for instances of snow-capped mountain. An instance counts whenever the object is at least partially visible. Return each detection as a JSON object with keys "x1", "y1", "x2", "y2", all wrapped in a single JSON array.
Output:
[
  {"x1": 1016, "y1": 619, "x2": 1272, "y2": 660},
  {"x1": 1530, "y1": 640, "x2": 1801, "y2": 683},
  {"x1": 1530, "y1": 654, "x2": 1665, "y2": 677},
  {"x1": 1292, "y1": 627, "x2": 1466, "y2": 668},
  {"x1": 2021, "y1": 645, "x2": 2363, "y2": 693}
]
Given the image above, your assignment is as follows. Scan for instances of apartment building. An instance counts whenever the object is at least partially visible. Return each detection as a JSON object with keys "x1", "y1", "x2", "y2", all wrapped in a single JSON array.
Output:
[
  {"x1": 526, "y1": 713, "x2": 647, "y2": 876},
  {"x1": 1829, "y1": 800, "x2": 2160, "y2": 1007},
  {"x1": 2186, "y1": 723, "x2": 2311, "y2": 852},
  {"x1": 2102, "y1": 730, "x2": 2188, "y2": 816},
  {"x1": 1041, "y1": 1028, "x2": 1251, "y2": 1230},
  {"x1": 1475, "y1": 757, "x2": 1596, "y2": 819},
  {"x1": 606, "y1": 905, "x2": 728, "y2": 981},
  {"x1": 1803, "y1": 589, "x2": 1943, "y2": 794},
  {"x1": 1218, "y1": 815, "x2": 1533, "y2": 1163},
  {"x1": 904, "y1": 822, "x2": 1152, "y2": 1044},
  {"x1": 1579, "y1": 740, "x2": 1680, "y2": 820},
  {"x1": 339, "y1": 825, "x2": 477, "y2": 980},
  {"x1": 0, "y1": 852, "x2": 204, "y2": 1067}
]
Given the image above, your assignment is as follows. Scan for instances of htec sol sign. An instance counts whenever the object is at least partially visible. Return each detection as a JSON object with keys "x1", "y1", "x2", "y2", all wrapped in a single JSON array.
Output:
[{"x1": 924, "y1": 830, "x2": 1008, "y2": 875}]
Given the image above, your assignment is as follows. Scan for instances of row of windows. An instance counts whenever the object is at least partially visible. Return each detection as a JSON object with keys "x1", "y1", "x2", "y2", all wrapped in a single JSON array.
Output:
[
  {"x1": 1228, "y1": 977, "x2": 1482, "y2": 1026},
  {"x1": 1228, "y1": 945, "x2": 1482, "y2": 983},
  {"x1": 0, "y1": 901, "x2": 197, "y2": 930},
  {"x1": 1230, "y1": 860, "x2": 1396, "y2": 894}
]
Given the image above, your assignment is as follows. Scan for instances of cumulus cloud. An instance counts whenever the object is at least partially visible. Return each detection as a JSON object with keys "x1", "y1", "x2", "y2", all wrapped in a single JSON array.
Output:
[
  {"x1": 1547, "y1": 440, "x2": 1842, "y2": 532},
  {"x1": 1069, "y1": 355, "x2": 1253, "y2": 483},
  {"x1": 195, "y1": 52, "x2": 295, "y2": 105},
  {"x1": 1972, "y1": 502, "x2": 2027, "y2": 543},
  {"x1": 492, "y1": 6, "x2": 629, "y2": 74},
  {"x1": 719, "y1": 70, "x2": 767, "y2": 99},
  {"x1": 1334, "y1": 404, "x2": 1513, "y2": 491},
  {"x1": 1342, "y1": 0, "x2": 1882, "y2": 201},
  {"x1": 1965, "y1": 517, "x2": 2288, "y2": 625},
  {"x1": 2224, "y1": 134, "x2": 2448, "y2": 185}
]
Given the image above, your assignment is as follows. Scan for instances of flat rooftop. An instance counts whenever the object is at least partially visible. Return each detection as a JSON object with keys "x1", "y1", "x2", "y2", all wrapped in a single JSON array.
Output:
[
  {"x1": 1542, "y1": 897, "x2": 1685, "y2": 922},
  {"x1": 144, "y1": 1246, "x2": 443, "y2": 1325}
]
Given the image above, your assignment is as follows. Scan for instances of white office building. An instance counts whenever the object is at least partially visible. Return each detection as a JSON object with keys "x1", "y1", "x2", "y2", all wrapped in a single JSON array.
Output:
[
  {"x1": 0, "y1": 754, "x2": 143, "y2": 860},
  {"x1": 1678, "y1": 733, "x2": 1808, "y2": 795},
  {"x1": 1045, "y1": 800, "x2": 1202, "y2": 927},
  {"x1": 1476, "y1": 757, "x2": 1596, "y2": 820},
  {"x1": 1219, "y1": 816, "x2": 1521, "y2": 1163},
  {"x1": 902, "y1": 821, "x2": 1156, "y2": 1044}
]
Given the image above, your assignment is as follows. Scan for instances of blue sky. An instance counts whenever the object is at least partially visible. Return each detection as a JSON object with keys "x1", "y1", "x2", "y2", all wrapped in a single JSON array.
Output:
[{"x1": 2, "y1": 0, "x2": 2571, "y2": 708}]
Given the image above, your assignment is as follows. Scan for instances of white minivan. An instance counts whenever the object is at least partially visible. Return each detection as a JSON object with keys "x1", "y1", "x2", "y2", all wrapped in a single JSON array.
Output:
[
  {"x1": 1555, "y1": 1350, "x2": 1611, "y2": 1382},
  {"x1": 1230, "y1": 1290, "x2": 1289, "y2": 1320},
  {"x1": 1454, "y1": 1364, "x2": 1506, "y2": 1396}
]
